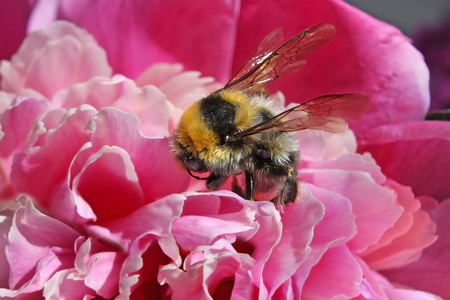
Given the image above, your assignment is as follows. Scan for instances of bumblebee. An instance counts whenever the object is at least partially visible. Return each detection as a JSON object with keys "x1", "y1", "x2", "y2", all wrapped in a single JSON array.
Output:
[{"x1": 171, "y1": 23, "x2": 369, "y2": 206}]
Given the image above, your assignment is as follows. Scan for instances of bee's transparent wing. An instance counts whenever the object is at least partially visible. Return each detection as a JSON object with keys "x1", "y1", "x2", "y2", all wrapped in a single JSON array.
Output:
[
  {"x1": 229, "y1": 94, "x2": 369, "y2": 141},
  {"x1": 224, "y1": 23, "x2": 336, "y2": 93}
]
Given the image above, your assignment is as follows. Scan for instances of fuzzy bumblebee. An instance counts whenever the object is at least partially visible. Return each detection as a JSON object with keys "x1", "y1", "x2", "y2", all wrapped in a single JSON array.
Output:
[{"x1": 171, "y1": 23, "x2": 369, "y2": 206}]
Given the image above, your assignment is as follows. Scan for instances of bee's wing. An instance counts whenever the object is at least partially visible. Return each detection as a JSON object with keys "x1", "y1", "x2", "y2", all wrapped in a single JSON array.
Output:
[
  {"x1": 229, "y1": 94, "x2": 369, "y2": 141},
  {"x1": 224, "y1": 23, "x2": 336, "y2": 92}
]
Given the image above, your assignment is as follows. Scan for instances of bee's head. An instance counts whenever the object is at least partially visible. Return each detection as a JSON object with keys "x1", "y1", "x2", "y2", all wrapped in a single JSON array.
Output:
[{"x1": 171, "y1": 91, "x2": 256, "y2": 175}]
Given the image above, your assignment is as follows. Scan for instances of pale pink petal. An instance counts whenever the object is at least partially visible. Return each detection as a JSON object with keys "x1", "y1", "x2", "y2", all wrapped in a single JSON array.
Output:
[
  {"x1": 43, "y1": 269, "x2": 96, "y2": 300},
  {"x1": 172, "y1": 193, "x2": 260, "y2": 251},
  {"x1": 262, "y1": 189, "x2": 324, "y2": 296},
  {"x1": 92, "y1": 193, "x2": 185, "y2": 248},
  {"x1": 381, "y1": 199, "x2": 450, "y2": 299},
  {"x1": 119, "y1": 233, "x2": 180, "y2": 298},
  {"x1": 362, "y1": 180, "x2": 438, "y2": 270},
  {"x1": 0, "y1": 91, "x2": 16, "y2": 113},
  {"x1": 136, "y1": 63, "x2": 219, "y2": 109},
  {"x1": 179, "y1": 190, "x2": 282, "y2": 286},
  {"x1": 84, "y1": 251, "x2": 125, "y2": 298},
  {"x1": 11, "y1": 106, "x2": 96, "y2": 207},
  {"x1": 302, "y1": 168, "x2": 402, "y2": 253},
  {"x1": 52, "y1": 75, "x2": 140, "y2": 109},
  {"x1": 0, "y1": 97, "x2": 48, "y2": 158},
  {"x1": 359, "y1": 121, "x2": 450, "y2": 201},
  {"x1": 1, "y1": 21, "x2": 112, "y2": 99},
  {"x1": 0, "y1": 202, "x2": 17, "y2": 287},
  {"x1": 158, "y1": 239, "x2": 255, "y2": 300},
  {"x1": 302, "y1": 245, "x2": 362, "y2": 299},
  {"x1": 113, "y1": 85, "x2": 173, "y2": 136},
  {"x1": 289, "y1": 184, "x2": 357, "y2": 297},
  {"x1": 297, "y1": 130, "x2": 358, "y2": 161},
  {"x1": 0, "y1": 97, "x2": 48, "y2": 199},
  {"x1": 3, "y1": 198, "x2": 79, "y2": 295}
]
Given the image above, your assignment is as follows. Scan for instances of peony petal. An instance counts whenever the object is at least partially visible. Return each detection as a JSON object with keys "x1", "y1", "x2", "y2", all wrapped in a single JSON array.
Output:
[
  {"x1": 72, "y1": 146, "x2": 146, "y2": 224},
  {"x1": 381, "y1": 199, "x2": 450, "y2": 299},
  {"x1": 113, "y1": 85, "x2": 172, "y2": 136},
  {"x1": 52, "y1": 75, "x2": 140, "y2": 110},
  {"x1": 302, "y1": 168, "x2": 402, "y2": 253},
  {"x1": 95, "y1": 193, "x2": 185, "y2": 248},
  {"x1": 5, "y1": 198, "x2": 79, "y2": 293},
  {"x1": 289, "y1": 184, "x2": 357, "y2": 297},
  {"x1": 119, "y1": 234, "x2": 177, "y2": 298},
  {"x1": 135, "y1": 63, "x2": 219, "y2": 111},
  {"x1": 362, "y1": 180, "x2": 438, "y2": 270},
  {"x1": 0, "y1": 0, "x2": 32, "y2": 62},
  {"x1": 85, "y1": 107, "x2": 190, "y2": 201},
  {"x1": 11, "y1": 106, "x2": 96, "y2": 207},
  {"x1": 302, "y1": 245, "x2": 362, "y2": 299},
  {"x1": 359, "y1": 121, "x2": 450, "y2": 201},
  {"x1": 43, "y1": 269, "x2": 96, "y2": 300},
  {"x1": 1, "y1": 21, "x2": 112, "y2": 99},
  {"x1": 0, "y1": 97, "x2": 48, "y2": 199},
  {"x1": 234, "y1": 0, "x2": 429, "y2": 137},
  {"x1": 34, "y1": 0, "x2": 241, "y2": 82},
  {"x1": 263, "y1": 189, "x2": 324, "y2": 296}
]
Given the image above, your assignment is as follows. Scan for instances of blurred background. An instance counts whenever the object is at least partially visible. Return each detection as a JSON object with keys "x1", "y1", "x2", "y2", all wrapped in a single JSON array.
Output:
[
  {"x1": 347, "y1": 0, "x2": 450, "y2": 111},
  {"x1": 346, "y1": 0, "x2": 450, "y2": 37}
]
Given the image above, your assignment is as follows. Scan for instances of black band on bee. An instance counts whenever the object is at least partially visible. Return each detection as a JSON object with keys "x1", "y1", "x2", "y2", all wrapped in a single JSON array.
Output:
[{"x1": 200, "y1": 94, "x2": 237, "y2": 138}]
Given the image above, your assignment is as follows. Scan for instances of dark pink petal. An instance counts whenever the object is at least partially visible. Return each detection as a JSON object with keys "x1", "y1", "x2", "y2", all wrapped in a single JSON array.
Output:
[
  {"x1": 382, "y1": 199, "x2": 450, "y2": 299},
  {"x1": 72, "y1": 146, "x2": 146, "y2": 224},
  {"x1": 0, "y1": 0, "x2": 32, "y2": 61},
  {"x1": 31, "y1": 0, "x2": 240, "y2": 82},
  {"x1": 359, "y1": 121, "x2": 450, "y2": 201},
  {"x1": 234, "y1": 0, "x2": 429, "y2": 136},
  {"x1": 355, "y1": 257, "x2": 442, "y2": 300}
]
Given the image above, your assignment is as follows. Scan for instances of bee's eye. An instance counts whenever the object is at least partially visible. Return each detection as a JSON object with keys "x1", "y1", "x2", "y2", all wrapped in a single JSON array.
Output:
[
  {"x1": 256, "y1": 148, "x2": 271, "y2": 160},
  {"x1": 184, "y1": 157, "x2": 207, "y2": 173}
]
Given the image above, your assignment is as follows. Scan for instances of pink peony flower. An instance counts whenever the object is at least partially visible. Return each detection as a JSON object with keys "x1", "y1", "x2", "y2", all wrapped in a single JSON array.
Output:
[{"x1": 0, "y1": 1, "x2": 448, "y2": 299}]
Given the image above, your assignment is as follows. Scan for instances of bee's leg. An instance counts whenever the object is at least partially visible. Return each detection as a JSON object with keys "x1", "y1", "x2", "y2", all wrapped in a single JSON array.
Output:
[
  {"x1": 245, "y1": 170, "x2": 254, "y2": 200},
  {"x1": 277, "y1": 168, "x2": 298, "y2": 206},
  {"x1": 206, "y1": 173, "x2": 229, "y2": 190}
]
